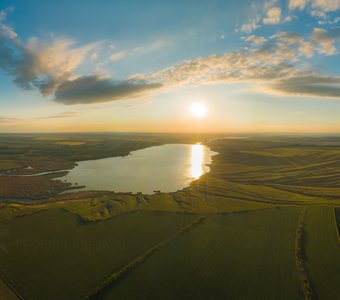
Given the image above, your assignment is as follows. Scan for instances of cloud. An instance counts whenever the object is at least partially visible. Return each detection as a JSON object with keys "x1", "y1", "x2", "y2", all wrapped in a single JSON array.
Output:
[
  {"x1": 263, "y1": 7, "x2": 281, "y2": 24},
  {"x1": 289, "y1": 0, "x2": 308, "y2": 10},
  {"x1": 311, "y1": 27, "x2": 340, "y2": 54},
  {"x1": 0, "y1": 7, "x2": 14, "y2": 21},
  {"x1": 91, "y1": 53, "x2": 98, "y2": 60},
  {"x1": 239, "y1": 2, "x2": 283, "y2": 33},
  {"x1": 242, "y1": 35, "x2": 267, "y2": 45},
  {"x1": 36, "y1": 112, "x2": 78, "y2": 119},
  {"x1": 274, "y1": 32, "x2": 314, "y2": 57},
  {"x1": 110, "y1": 50, "x2": 127, "y2": 61},
  {"x1": 0, "y1": 115, "x2": 18, "y2": 123},
  {"x1": 312, "y1": 0, "x2": 340, "y2": 15},
  {"x1": 318, "y1": 16, "x2": 340, "y2": 24},
  {"x1": 0, "y1": 10, "x2": 168, "y2": 105},
  {"x1": 1, "y1": 3, "x2": 340, "y2": 106},
  {"x1": 0, "y1": 10, "x2": 97, "y2": 96},
  {"x1": 270, "y1": 74, "x2": 340, "y2": 98},
  {"x1": 239, "y1": 16, "x2": 260, "y2": 33},
  {"x1": 288, "y1": 0, "x2": 340, "y2": 18},
  {"x1": 131, "y1": 32, "x2": 340, "y2": 100},
  {"x1": 54, "y1": 75, "x2": 162, "y2": 105},
  {"x1": 109, "y1": 40, "x2": 170, "y2": 62}
]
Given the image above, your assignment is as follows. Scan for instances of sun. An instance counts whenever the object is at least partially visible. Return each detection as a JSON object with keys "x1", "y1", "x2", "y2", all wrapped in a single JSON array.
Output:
[{"x1": 190, "y1": 103, "x2": 207, "y2": 118}]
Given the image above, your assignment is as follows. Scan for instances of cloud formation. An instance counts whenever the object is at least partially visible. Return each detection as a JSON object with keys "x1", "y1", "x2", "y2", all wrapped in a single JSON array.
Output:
[
  {"x1": 242, "y1": 35, "x2": 267, "y2": 44},
  {"x1": 271, "y1": 74, "x2": 340, "y2": 98},
  {"x1": 36, "y1": 112, "x2": 78, "y2": 119},
  {"x1": 0, "y1": 115, "x2": 17, "y2": 123},
  {"x1": 240, "y1": 17, "x2": 261, "y2": 33},
  {"x1": 0, "y1": 9, "x2": 96, "y2": 96},
  {"x1": 263, "y1": 7, "x2": 282, "y2": 24},
  {"x1": 289, "y1": 0, "x2": 308, "y2": 10},
  {"x1": 274, "y1": 31, "x2": 314, "y2": 57},
  {"x1": 288, "y1": 0, "x2": 340, "y2": 17},
  {"x1": 312, "y1": 0, "x2": 340, "y2": 15},
  {"x1": 131, "y1": 30, "x2": 340, "y2": 100},
  {"x1": 1, "y1": 3, "x2": 340, "y2": 106},
  {"x1": 54, "y1": 76, "x2": 162, "y2": 105},
  {"x1": 311, "y1": 27, "x2": 340, "y2": 54}
]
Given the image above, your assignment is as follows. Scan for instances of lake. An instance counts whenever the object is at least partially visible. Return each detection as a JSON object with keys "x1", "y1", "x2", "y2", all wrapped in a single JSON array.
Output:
[{"x1": 58, "y1": 144, "x2": 217, "y2": 194}]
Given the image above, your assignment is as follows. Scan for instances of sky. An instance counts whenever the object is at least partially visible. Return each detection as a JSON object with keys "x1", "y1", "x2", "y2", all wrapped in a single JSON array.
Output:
[{"x1": 1, "y1": 0, "x2": 340, "y2": 133}]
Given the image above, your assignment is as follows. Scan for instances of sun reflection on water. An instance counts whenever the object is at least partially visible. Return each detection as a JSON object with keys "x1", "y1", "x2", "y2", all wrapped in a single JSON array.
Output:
[{"x1": 191, "y1": 144, "x2": 204, "y2": 179}]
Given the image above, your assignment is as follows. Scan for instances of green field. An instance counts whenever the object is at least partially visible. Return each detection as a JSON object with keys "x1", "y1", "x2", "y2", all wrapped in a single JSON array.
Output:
[
  {"x1": 0, "y1": 209, "x2": 196, "y2": 299},
  {"x1": 98, "y1": 208, "x2": 303, "y2": 300},
  {"x1": 2, "y1": 134, "x2": 340, "y2": 299},
  {"x1": 304, "y1": 206, "x2": 340, "y2": 299}
]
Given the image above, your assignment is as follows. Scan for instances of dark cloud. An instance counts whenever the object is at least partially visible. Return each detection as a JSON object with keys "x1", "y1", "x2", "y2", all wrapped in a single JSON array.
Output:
[
  {"x1": 0, "y1": 11, "x2": 94, "y2": 97},
  {"x1": 54, "y1": 76, "x2": 162, "y2": 105},
  {"x1": 271, "y1": 74, "x2": 340, "y2": 98}
]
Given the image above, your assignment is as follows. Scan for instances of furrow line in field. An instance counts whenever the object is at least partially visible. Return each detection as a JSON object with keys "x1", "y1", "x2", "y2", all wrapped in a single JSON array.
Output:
[{"x1": 295, "y1": 206, "x2": 317, "y2": 300}]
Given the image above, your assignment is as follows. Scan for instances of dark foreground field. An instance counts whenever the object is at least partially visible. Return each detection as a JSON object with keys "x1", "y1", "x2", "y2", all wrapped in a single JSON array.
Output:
[{"x1": 1, "y1": 133, "x2": 340, "y2": 299}]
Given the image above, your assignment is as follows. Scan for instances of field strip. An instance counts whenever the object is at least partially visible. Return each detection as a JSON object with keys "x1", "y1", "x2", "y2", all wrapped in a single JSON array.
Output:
[
  {"x1": 332, "y1": 207, "x2": 340, "y2": 243},
  {"x1": 295, "y1": 206, "x2": 316, "y2": 300},
  {"x1": 0, "y1": 276, "x2": 24, "y2": 300},
  {"x1": 87, "y1": 215, "x2": 205, "y2": 299}
]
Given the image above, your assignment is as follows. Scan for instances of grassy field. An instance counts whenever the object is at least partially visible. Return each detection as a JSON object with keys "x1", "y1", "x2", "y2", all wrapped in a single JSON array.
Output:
[
  {"x1": 0, "y1": 209, "x2": 196, "y2": 299},
  {"x1": 98, "y1": 208, "x2": 303, "y2": 300},
  {"x1": 304, "y1": 206, "x2": 340, "y2": 299}
]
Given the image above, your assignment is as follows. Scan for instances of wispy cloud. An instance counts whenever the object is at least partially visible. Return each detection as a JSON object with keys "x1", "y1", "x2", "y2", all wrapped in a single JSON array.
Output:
[
  {"x1": 109, "y1": 40, "x2": 170, "y2": 62},
  {"x1": 0, "y1": 115, "x2": 18, "y2": 123},
  {"x1": 241, "y1": 35, "x2": 267, "y2": 44},
  {"x1": 36, "y1": 112, "x2": 78, "y2": 119},
  {"x1": 110, "y1": 50, "x2": 127, "y2": 61}
]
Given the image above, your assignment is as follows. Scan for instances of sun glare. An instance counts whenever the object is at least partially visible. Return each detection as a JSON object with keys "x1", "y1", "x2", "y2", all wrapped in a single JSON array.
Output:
[
  {"x1": 190, "y1": 103, "x2": 207, "y2": 118},
  {"x1": 191, "y1": 144, "x2": 204, "y2": 179}
]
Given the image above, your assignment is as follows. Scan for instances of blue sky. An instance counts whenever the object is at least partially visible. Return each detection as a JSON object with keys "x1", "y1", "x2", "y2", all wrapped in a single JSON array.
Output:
[{"x1": 1, "y1": 0, "x2": 340, "y2": 132}]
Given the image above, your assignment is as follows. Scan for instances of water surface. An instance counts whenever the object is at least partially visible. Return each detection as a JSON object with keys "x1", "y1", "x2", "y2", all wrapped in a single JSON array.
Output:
[{"x1": 59, "y1": 144, "x2": 217, "y2": 194}]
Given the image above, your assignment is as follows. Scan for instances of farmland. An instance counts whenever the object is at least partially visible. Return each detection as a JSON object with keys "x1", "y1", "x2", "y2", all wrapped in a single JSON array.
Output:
[
  {"x1": 1, "y1": 133, "x2": 340, "y2": 299},
  {"x1": 0, "y1": 209, "x2": 196, "y2": 299},
  {"x1": 98, "y1": 208, "x2": 303, "y2": 300},
  {"x1": 304, "y1": 206, "x2": 340, "y2": 299}
]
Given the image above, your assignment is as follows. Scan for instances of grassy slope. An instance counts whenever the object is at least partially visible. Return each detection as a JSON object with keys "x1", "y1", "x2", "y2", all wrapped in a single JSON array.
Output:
[
  {"x1": 100, "y1": 208, "x2": 303, "y2": 300},
  {"x1": 304, "y1": 206, "x2": 340, "y2": 300},
  {"x1": 0, "y1": 209, "x2": 196, "y2": 300}
]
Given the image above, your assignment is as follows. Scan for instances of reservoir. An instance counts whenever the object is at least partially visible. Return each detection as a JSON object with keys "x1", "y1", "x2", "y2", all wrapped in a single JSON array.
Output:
[{"x1": 58, "y1": 144, "x2": 217, "y2": 194}]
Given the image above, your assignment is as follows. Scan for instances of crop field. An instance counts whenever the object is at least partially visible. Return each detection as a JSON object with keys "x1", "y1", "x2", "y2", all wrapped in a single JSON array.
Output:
[
  {"x1": 98, "y1": 208, "x2": 303, "y2": 300},
  {"x1": 0, "y1": 209, "x2": 196, "y2": 299},
  {"x1": 304, "y1": 206, "x2": 340, "y2": 299},
  {"x1": 335, "y1": 207, "x2": 340, "y2": 237}
]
